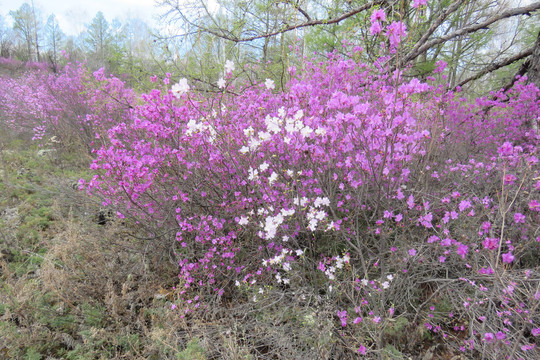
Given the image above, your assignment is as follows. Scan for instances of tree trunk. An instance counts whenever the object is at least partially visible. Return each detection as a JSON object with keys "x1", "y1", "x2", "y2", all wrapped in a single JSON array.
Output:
[
  {"x1": 528, "y1": 31, "x2": 540, "y2": 133},
  {"x1": 528, "y1": 31, "x2": 540, "y2": 88}
]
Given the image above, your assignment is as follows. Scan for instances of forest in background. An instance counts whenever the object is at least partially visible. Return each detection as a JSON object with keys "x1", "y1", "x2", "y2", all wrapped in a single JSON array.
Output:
[{"x1": 1, "y1": 0, "x2": 539, "y2": 93}]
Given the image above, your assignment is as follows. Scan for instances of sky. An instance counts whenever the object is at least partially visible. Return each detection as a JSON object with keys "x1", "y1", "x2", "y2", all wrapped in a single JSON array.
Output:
[
  {"x1": 0, "y1": 0, "x2": 163, "y2": 35},
  {"x1": 1, "y1": 0, "x2": 533, "y2": 37}
]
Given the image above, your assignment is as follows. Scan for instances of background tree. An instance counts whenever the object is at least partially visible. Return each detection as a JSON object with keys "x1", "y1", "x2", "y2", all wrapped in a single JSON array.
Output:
[
  {"x1": 157, "y1": 0, "x2": 540, "y2": 93},
  {"x1": 0, "y1": 15, "x2": 14, "y2": 58},
  {"x1": 45, "y1": 14, "x2": 65, "y2": 70},
  {"x1": 84, "y1": 11, "x2": 113, "y2": 68},
  {"x1": 9, "y1": 2, "x2": 42, "y2": 61}
]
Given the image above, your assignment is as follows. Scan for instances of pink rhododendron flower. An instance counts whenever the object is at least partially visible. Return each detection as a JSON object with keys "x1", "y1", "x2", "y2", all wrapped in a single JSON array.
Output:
[
  {"x1": 483, "y1": 237, "x2": 498, "y2": 250},
  {"x1": 459, "y1": 200, "x2": 471, "y2": 212},
  {"x1": 358, "y1": 345, "x2": 367, "y2": 355},
  {"x1": 387, "y1": 21, "x2": 407, "y2": 48},
  {"x1": 337, "y1": 310, "x2": 347, "y2": 327},
  {"x1": 407, "y1": 194, "x2": 415, "y2": 209},
  {"x1": 413, "y1": 0, "x2": 427, "y2": 8},
  {"x1": 481, "y1": 221, "x2": 491, "y2": 233},
  {"x1": 456, "y1": 243, "x2": 468, "y2": 259},
  {"x1": 370, "y1": 9, "x2": 386, "y2": 22},
  {"x1": 478, "y1": 267, "x2": 494, "y2": 275},
  {"x1": 370, "y1": 21, "x2": 383, "y2": 35},
  {"x1": 502, "y1": 252, "x2": 514, "y2": 264},
  {"x1": 503, "y1": 173, "x2": 517, "y2": 185},
  {"x1": 497, "y1": 142, "x2": 514, "y2": 156},
  {"x1": 513, "y1": 212, "x2": 525, "y2": 223}
]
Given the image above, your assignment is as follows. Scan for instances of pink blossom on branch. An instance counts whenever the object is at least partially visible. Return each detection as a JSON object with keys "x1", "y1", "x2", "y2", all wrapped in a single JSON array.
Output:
[
  {"x1": 370, "y1": 9, "x2": 386, "y2": 22},
  {"x1": 413, "y1": 0, "x2": 428, "y2": 9},
  {"x1": 386, "y1": 21, "x2": 407, "y2": 48},
  {"x1": 370, "y1": 21, "x2": 383, "y2": 35}
]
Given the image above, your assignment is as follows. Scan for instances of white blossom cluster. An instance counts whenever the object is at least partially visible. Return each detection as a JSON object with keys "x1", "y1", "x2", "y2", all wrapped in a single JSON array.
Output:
[
  {"x1": 359, "y1": 274, "x2": 395, "y2": 290},
  {"x1": 261, "y1": 248, "x2": 304, "y2": 287},
  {"x1": 239, "y1": 107, "x2": 327, "y2": 154},
  {"x1": 299, "y1": 196, "x2": 331, "y2": 231},
  {"x1": 172, "y1": 78, "x2": 190, "y2": 98},
  {"x1": 216, "y1": 60, "x2": 235, "y2": 89},
  {"x1": 184, "y1": 119, "x2": 217, "y2": 142},
  {"x1": 321, "y1": 254, "x2": 350, "y2": 286},
  {"x1": 259, "y1": 207, "x2": 295, "y2": 240}
]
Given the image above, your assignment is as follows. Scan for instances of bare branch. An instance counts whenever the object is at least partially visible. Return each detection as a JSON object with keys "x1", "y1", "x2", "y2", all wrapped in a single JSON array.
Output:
[
  {"x1": 406, "y1": 0, "x2": 467, "y2": 64},
  {"x1": 455, "y1": 47, "x2": 533, "y2": 89},
  {"x1": 286, "y1": 0, "x2": 312, "y2": 21},
  {"x1": 170, "y1": 0, "x2": 386, "y2": 43},
  {"x1": 403, "y1": 2, "x2": 540, "y2": 64}
]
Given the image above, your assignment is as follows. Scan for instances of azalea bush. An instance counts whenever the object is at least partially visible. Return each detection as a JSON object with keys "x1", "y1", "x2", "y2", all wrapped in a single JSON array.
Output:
[
  {"x1": 0, "y1": 59, "x2": 134, "y2": 153},
  {"x1": 78, "y1": 45, "x2": 540, "y2": 357}
]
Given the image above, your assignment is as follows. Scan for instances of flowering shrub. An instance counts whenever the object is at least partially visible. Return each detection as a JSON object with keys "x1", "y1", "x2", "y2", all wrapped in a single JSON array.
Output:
[
  {"x1": 78, "y1": 47, "x2": 540, "y2": 357},
  {"x1": 0, "y1": 59, "x2": 134, "y2": 152}
]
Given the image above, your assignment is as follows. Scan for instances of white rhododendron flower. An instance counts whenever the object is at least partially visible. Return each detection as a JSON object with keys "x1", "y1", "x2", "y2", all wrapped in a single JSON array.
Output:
[
  {"x1": 248, "y1": 137, "x2": 261, "y2": 150},
  {"x1": 172, "y1": 78, "x2": 190, "y2": 98},
  {"x1": 258, "y1": 131, "x2": 271, "y2": 141},
  {"x1": 248, "y1": 167, "x2": 259, "y2": 180},
  {"x1": 259, "y1": 162, "x2": 269, "y2": 171},
  {"x1": 265, "y1": 115, "x2": 282, "y2": 134},
  {"x1": 224, "y1": 60, "x2": 235, "y2": 73},
  {"x1": 268, "y1": 172, "x2": 278, "y2": 184},
  {"x1": 315, "y1": 210, "x2": 326, "y2": 221},
  {"x1": 263, "y1": 214, "x2": 284, "y2": 239},
  {"x1": 300, "y1": 126, "x2": 313, "y2": 138},
  {"x1": 314, "y1": 197, "x2": 330, "y2": 208},
  {"x1": 217, "y1": 78, "x2": 226, "y2": 88},
  {"x1": 280, "y1": 208, "x2": 295, "y2": 217},
  {"x1": 185, "y1": 119, "x2": 203, "y2": 135},
  {"x1": 265, "y1": 78, "x2": 275, "y2": 90}
]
